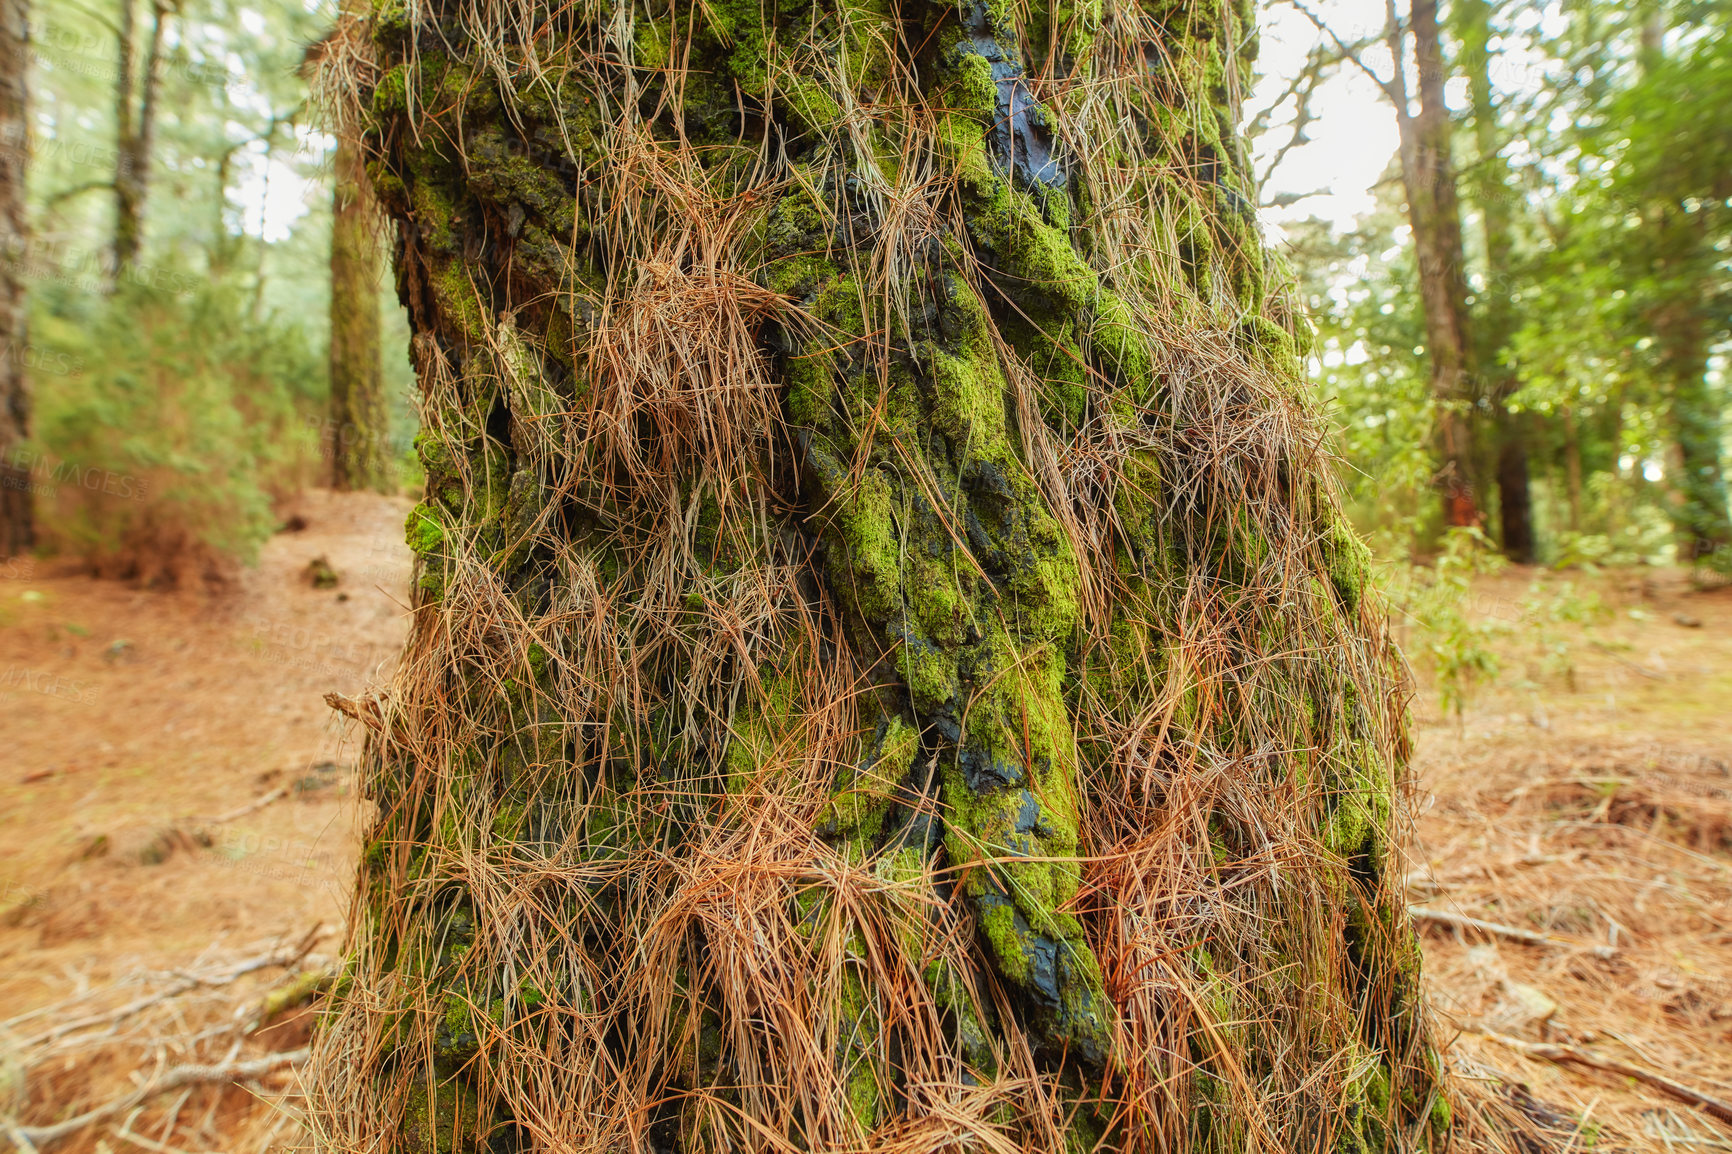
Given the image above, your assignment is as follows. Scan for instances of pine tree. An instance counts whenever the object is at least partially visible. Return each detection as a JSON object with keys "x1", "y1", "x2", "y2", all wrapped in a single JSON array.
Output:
[{"x1": 309, "y1": 0, "x2": 1444, "y2": 1147}]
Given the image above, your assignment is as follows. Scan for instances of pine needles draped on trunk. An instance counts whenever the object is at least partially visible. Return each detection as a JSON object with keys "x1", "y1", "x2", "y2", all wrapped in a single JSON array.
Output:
[{"x1": 308, "y1": 0, "x2": 1444, "y2": 1148}]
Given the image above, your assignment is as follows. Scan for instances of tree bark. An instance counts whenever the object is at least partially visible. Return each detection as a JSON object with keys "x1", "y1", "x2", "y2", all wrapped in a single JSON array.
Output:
[
  {"x1": 1633, "y1": 6, "x2": 1731, "y2": 564},
  {"x1": 1388, "y1": 0, "x2": 1479, "y2": 530},
  {"x1": 1562, "y1": 406, "x2": 1582, "y2": 533},
  {"x1": 112, "y1": 0, "x2": 166, "y2": 278},
  {"x1": 1654, "y1": 290, "x2": 1732, "y2": 562},
  {"x1": 328, "y1": 111, "x2": 389, "y2": 492},
  {"x1": 0, "y1": 0, "x2": 30, "y2": 557},
  {"x1": 1456, "y1": 0, "x2": 1531, "y2": 562},
  {"x1": 309, "y1": 0, "x2": 1442, "y2": 1148}
]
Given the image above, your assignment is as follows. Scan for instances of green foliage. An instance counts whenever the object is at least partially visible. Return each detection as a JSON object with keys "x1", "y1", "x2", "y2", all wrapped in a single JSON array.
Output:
[
  {"x1": 1383, "y1": 529, "x2": 1616, "y2": 715},
  {"x1": 1265, "y1": 0, "x2": 1732, "y2": 569},
  {"x1": 12, "y1": 0, "x2": 420, "y2": 576},
  {"x1": 1283, "y1": 205, "x2": 1440, "y2": 553},
  {"x1": 27, "y1": 279, "x2": 325, "y2": 582},
  {"x1": 1384, "y1": 529, "x2": 1508, "y2": 719},
  {"x1": 1512, "y1": 576, "x2": 1607, "y2": 692}
]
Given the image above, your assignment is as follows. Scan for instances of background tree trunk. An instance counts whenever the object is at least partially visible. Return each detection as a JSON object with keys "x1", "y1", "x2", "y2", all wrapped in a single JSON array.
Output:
[
  {"x1": 1389, "y1": 0, "x2": 1480, "y2": 530},
  {"x1": 309, "y1": 0, "x2": 1443, "y2": 1148},
  {"x1": 0, "y1": 0, "x2": 30, "y2": 558},
  {"x1": 1654, "y1": 289, "x2": 1732, "y2": 562},
  {"x1": 112, "y1": 0, "x2": 166, "y2": 278},
  {"x1": 1457, "y1": 0, "x2": 1533, "y2": 562},
  {"x1": 328, "y1": 112, "x2": 389, "y2": 492}
]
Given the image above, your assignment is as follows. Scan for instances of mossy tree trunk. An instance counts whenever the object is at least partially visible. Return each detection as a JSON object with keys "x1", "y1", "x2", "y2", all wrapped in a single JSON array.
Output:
[
  {"x1": 0, "y1": 0, "x2": 30, "y2": 558},
  {"x1": 329, "y1": 100, "x2": 391, "y2": 492},
  {"x1": 311, "y1": 0, "x2": 1443, "y2": 1148}
]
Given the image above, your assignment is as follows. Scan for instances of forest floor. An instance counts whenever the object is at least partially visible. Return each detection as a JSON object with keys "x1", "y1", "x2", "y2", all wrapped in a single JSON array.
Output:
[{"x1": 0, "y1": 489, "x2": 1729, "y2": 1153}]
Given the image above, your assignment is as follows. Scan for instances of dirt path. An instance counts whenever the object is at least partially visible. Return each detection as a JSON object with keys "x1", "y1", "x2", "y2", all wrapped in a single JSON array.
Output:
[
  {"x1": 2, "y1": 521, "x2": 1729, "y2": 1152},
  {"x1": 1, "y1": 490, "x2": 410, "y2": 1151}
]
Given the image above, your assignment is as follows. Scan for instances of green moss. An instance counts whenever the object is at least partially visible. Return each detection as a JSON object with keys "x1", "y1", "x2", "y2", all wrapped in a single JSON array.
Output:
[
  {"x1": 400, "y1": 1077, "x2": 485, "y2": 1154},
  {"x1": 977, "y1": 897, "x2": 1029, "y2": 983},
  {"x1": 430, "y1": 258, "x2": 487, "y2": 343},
  {"x1": 835, "y1": 966, "x2": 883, "y2": 1128},
  {"x1": 1326, "y1": 754, "x2": 1391, "y2": 863},
  {"x1": 1429, "y1": 1090, "x2": 1452, "y2": 1134},
  {"x1": 812, "y1": 272, "x2": 868, "y2": 336},
  {"x1": 722, "y1": 667, "x2": 803, "y2": 785},
  {"x1": 818, "y1": 715, "x2": 919, "y2": 852},
  {"x1": 949, "y1": 52, "x2": 998, "y2": 120},
  {"x1": 633, "y1": 17, "x2": 671, "y2": 69},
  {"x1": 778, "y1": 75, "x2": 843, "y2": 133},
  {"x1": 1322, "y1": 518, "x2": 1373, "y2": 615},
  {"x1": 1089, "y1": 291, "x2": 1157, "y2": 400},
  {"x1": 829, "y1": 469, "x2": 904, "y2": 624},
  {"x1": 490, "y1": 801, "x2": 527, "y2": 840},
  {"x1": 406, "y1": 503, "x2": 445, "y2": 555},
  {"x1": 466, "y1": 130, "x2": 579, "y2": 238},
  {"x1": 372, "y1": 65, "x2": 408, "y2": 116}
]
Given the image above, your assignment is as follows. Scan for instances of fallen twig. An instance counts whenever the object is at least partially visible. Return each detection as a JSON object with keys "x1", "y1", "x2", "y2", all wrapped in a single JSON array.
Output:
[
  {"x1": 3, "y1": 1048, "x2": 307, "y2": 1148},
  {"x1": 111, "y1": 1105, "x2": 205, "y2": 1154},
  {"x1": 252, "y1": 966, "x2": 334, "y2": 1030},
  {"x1": 1481, "y1": 1031, "x2": 1732, "y2": 1126},
  {"x1": 14, "y1": 953, "x2": 296, "y2": 1049},
  {"x1": 204, "y1": 787, "x2": 289, "y2": 825},
  {"x1": 1410, "y1": 906, "x2": 1617, "y2": 958},
  {"x1": 1588, "y1": 642, "x2": 1667, "y2": 681},
  {"x1": 9, "y1": 927, "x2": 323, "y2": 1053}
]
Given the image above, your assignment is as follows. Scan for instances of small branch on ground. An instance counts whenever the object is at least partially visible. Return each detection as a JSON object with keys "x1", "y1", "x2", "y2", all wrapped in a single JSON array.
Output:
[
  {"x1": 1410, "y1": 906, "x2": 1617, "y2": 958},
  {"x1": 323, "y1": 691, "x2": 385, "y2": 733},
  {"x1": 1481, "y1": 1031, "x2": 1732, "y2": 1126},
  {"x1": 12, "y1": 947, "x2": 306, "y2": 1049},
  {"x1": 2, "y1": 1049, "x2": 307, "y2": 1149},
  {"x1": 204, "y1": 786, "x2": 290, "y2": 825},
  {"x1": 1588, "y1": 642, "x2": 1667, "y2": 680}
]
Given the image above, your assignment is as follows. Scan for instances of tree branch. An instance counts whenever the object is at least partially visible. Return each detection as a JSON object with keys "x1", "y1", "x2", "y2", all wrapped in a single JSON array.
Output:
[
  {"x1": 44, "y1": 180, "x2": 115, "y2": 207},
  {"x1": 1482, "y1": 1032, "x2": 1732, "y2": 1126},
  {"x1": 2, "y1": 1049, "x2": 306, "y2": 1149},
  {"x1": 1284, "y1": 0, "x2": 1402, "y2": 106}
]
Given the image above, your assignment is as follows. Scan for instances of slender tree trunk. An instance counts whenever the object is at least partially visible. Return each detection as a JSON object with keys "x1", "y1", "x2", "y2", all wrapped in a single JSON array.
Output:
[
  {"x1": 1388, "y1": 0, "x2": 1479, "y2": 530},
  {"x1": 112, "y1": 0, "x2": 165, "y2": 278},
  {"x1": 1654, "y1": 293, "x2": 1732, "y2": 561},
  {"x1": 309, "y1": 0, "x2": 1442, "y2": 1148},
  {"x1": 1495, "y1": 417, "x2": 1533, "y2": 557},
  {"x1": 328, "y1": 112, "x2": 388, "y2": 492},
  {"x1": 1563, "y1": 406, "x2": 1582, "y2": 533},
  {"x1": 1456, "y1": 0, "x2": 1532, "y2": 561},
  {"x1": 0, "y1": 0, "x2": 30, "y2": 557},
  {"x1": 1633, "y1": 9, "x2": 1731, "y2": 564}
]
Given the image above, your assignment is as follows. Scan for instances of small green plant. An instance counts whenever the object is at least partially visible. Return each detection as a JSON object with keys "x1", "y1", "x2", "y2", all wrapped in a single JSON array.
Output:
[
  {"x1": 1384, "y1": 527, "x2": 1510, "y2": 720},
  {"x1": 1516, "y1": 576, "x2": 1607, "y2": 691}
]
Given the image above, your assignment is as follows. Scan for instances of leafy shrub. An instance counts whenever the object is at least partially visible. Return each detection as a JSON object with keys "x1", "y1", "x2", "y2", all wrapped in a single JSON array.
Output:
[{"x1": 23, "y1": 278, "x2": 325, "y2": 585}]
